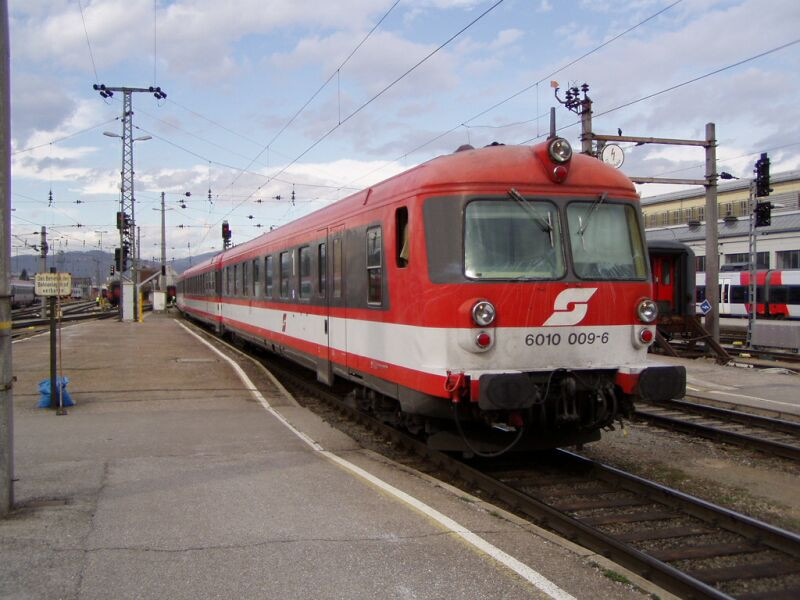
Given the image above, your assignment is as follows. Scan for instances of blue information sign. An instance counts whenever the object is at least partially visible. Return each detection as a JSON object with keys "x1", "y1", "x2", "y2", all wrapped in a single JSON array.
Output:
[{"x1": 699, "y1": 299, "x2": 712, "y2": 315}]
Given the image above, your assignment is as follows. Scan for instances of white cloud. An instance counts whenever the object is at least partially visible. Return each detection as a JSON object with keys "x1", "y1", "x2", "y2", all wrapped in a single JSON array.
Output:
[{"x1": 489, "y1": 28, "x2": 524, "y2": 49}]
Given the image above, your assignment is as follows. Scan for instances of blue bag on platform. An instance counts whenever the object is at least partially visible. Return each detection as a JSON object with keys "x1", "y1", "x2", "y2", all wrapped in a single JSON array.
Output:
[{"x1": 37, "y1": 377, "x2": 75, "y2": 408}]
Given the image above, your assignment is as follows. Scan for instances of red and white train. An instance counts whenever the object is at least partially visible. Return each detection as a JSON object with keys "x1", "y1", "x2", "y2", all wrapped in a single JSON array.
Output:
[
  {"x1": 696, "y1": 270, "x2": 800, "y2": 318},
  {"x1": 178, "y1": 138, "x2": 685, "y2": 454}
]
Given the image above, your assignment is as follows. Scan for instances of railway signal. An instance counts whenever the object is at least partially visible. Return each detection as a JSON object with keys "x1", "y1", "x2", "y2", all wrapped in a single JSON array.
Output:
[
  {"x1": 755, "y1": 201, "x2": 772, "y2": 227},
  {"x1": 754, "y1": 153, "x2": 772, "y2": 197},
  {"x1": 222, "y1": 221, "x2": 232, "y2": 249}
]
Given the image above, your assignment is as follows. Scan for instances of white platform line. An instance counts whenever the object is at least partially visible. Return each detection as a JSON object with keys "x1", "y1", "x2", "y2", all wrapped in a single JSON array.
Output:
[{"x1": 178, "y1": 320, "x2": 577, "y2": 600}]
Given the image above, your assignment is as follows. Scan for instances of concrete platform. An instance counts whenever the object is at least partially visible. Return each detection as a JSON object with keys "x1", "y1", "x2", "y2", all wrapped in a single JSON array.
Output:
[
  {"x1": 2, "y1": 312, "x2": 666, "y2": 600},
  {"x1": 650, "y1": 353, "x2": 800, "y2": 418}
]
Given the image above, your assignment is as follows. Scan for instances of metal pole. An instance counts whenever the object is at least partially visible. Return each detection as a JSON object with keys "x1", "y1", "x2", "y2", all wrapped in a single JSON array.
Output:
[
  {"x1": 117, "y1": 99, "x2": 126, "y2": 321},
  {"x1": 136, "y1": 225, "x2": 141, "y2": 321},
  {"x1": 703, "y1": 123, "x2": 720, "y2": 346},
  {"x1": 48, "y1": 295, "x2": 57, "y2": 409},
  {"x1": 0, "y1": 0, "x2": 14, "y2": 515},
  {"x1": 580, "y1": 96, "x2": 593, "y2": 155},
  {"x1": 39, "y1": 226, "x2": 47, "y2": 316},
  {"x1": 747, "y1": 182, "x2": 757, "y2": 347},
  {"x1": 160, "y1": 192, "x2": 166, "y2": 291}
]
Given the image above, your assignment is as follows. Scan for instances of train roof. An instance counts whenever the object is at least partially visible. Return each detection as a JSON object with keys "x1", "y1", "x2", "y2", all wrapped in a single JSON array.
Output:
[{"x1": 182, "y1": 141, "x2": 638, "y2": 277}]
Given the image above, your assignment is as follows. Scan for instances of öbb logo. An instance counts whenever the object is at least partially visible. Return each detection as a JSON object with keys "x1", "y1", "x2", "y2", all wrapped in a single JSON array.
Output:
[{"x1": 543, "y1": 288, "x2": 598, "y2": 326}]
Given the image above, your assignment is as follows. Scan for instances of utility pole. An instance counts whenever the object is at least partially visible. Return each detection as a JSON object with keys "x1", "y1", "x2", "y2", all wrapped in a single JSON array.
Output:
[
  {"x1": 160, "y1": 192, "x2": 166, "y2": 291},
  {"x1": 703, "y1": 123, "x2": 719, "y2": 344},
  {"x1": 39, "y1": 226, "x2": 47, "y2": 316},
  {"x1": 559, "y1": 82, "x2": 722, "y2": 350},
  {"x1": 1, "y1": 0, "x2": 14, "y2": 515},
  {"x1": 94, "y1": 84, "x2": 164, "y2": 321}
]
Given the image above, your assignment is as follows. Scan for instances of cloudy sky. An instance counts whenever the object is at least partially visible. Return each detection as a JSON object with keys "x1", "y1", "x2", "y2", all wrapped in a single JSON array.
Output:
[{"x1": 8, "y1": 0, "x2": 800, "y2": 262}]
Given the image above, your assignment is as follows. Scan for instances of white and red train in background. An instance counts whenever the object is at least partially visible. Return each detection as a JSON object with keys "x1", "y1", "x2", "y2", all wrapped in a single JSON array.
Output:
[
  {"x1": 696, "y1": 270, "x2": 800, "y2": 319},
  {"x1": 178, "y1": 137, "x2": 685, "y2": 455}
]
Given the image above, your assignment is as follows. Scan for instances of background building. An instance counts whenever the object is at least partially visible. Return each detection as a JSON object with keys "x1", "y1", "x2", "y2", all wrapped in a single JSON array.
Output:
[{"x1": 643, "y1": 170, "x2": 800, "y2": 272}]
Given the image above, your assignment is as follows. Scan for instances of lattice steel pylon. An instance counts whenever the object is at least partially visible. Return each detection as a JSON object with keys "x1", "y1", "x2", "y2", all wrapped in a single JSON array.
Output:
[{"x1": 94, "y1": 84, "x2": 166, "y2": 320}]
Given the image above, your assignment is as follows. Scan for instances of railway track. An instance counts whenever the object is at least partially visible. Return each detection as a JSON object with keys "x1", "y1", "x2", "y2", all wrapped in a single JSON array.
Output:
[
  {"x1": 635, "y1": 398, "x2": 800, "y2": 462},
  {"x1": 253, "y1": 350, "x2": 800, "y2": 600}
]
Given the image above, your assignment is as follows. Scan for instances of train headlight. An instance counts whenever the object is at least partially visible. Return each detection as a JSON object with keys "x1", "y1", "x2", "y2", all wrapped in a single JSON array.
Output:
[
  {"x1": 472, "y1": 300, "x2": 496, "y2": 327},
  {"x1": 637, "y1": 299, "x2": 658, "y2": 323},
  {"x1": 548, "y1": 138, "x2": 572, "y2": 163}
]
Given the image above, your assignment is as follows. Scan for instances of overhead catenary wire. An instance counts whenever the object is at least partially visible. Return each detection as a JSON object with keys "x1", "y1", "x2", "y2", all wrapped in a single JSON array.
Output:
[
  {"x1": 11, "y1": 118, "x2": 120, "y2": 155},
  {"x1": 136, "y1": 0, "x2": 680, "y2": 218},
  {"x1": 517, "y1": 36, "x2": 800, "y2": 146},
  {"x1": 328, "y1": 0, "x2": 686, "y2": 196},
  {"x1": 223, "y1": 0, "x2": 403, "y2": 192},
  {"x1": 205, "y1": 0, "x2": 507, "y2": 249},
  {"x1": 77, "y1": 0, "x2": 99, "y2": 83}
]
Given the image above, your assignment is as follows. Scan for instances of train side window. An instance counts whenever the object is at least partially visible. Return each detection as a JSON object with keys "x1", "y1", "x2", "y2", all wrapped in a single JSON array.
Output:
[
  {"x1": 788, "y1": 286, "x2": 800, "y2": 303},
  {"x1": 252, "y1": 259, "x2": 260, "y2": 297},
  {"x1": 265, "y1": 255, "x2": 274, "y2": 297},
  {"x1": 367, "y1": 226, "x2": 382, "y2": 305},
  {"x1": 318, "y1": 242, "x2": 327, "y2": 297},
  {"x1": 233, "y1": 264, "x2": 238, "y2": 295},
  {"x1": 243, "y1": 261, "x2": 249, "y2": 297},
  {"x1": 396, "y1": 207, "x2": 409, "y2": 268},
  {"x1": 333, "y1": 238, "x2": 342, "y2": 299},
  {"x1": 771, "y1": 286, "x2": 789, "y2": 303},
  {"x1": 299, "y1": 246, "x2": 312, "y2": 299},
  {"x1": 280, "y1": 251, "x2": 290, "y2": 298},
  {"x1": 730, "y1": 286, "x2": 746, "y2": 303}
]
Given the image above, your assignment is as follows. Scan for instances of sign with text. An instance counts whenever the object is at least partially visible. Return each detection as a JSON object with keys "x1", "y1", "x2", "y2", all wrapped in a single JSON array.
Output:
[{"x1": 34, "y1": 273, "x2": 72, "y2": 297}]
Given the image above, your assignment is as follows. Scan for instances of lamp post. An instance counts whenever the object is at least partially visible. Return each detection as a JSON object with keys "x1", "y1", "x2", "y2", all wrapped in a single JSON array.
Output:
[
  {"x1": 153, "y1": 193, "x2": 179, "y2": 291},
  {"x1": 103, "y1": 131, "x2": 150, "y2": 320}
]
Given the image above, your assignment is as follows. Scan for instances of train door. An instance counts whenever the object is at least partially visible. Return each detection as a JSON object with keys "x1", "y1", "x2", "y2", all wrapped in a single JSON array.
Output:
[
  {"x1": 328, "y1": 224, "x2": 348, "y2": 379},
  {"x1": 652, "y1": 255, "x2": 676, "y2": 316},
  {"x1": 214, "y1": 264, "x2": 223, "y2": 334},
  {"x1": 719, "y1": 277, "x2": 733, "y2": 315},
  {"x1": 316, "y1": 227, "x2": 333, "y2": 385}
]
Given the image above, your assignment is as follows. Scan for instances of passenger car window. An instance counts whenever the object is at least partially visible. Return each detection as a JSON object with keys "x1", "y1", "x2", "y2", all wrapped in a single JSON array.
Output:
[{"x1": 367, "y1": 226, "x2": 382, "y2": 305}]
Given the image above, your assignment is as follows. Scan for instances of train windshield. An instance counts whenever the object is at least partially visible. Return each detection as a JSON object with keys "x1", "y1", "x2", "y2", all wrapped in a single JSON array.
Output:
[
  {"x1": 465, "y1": 200, "x2": 565, "y2": 279},
  {"x1": 567, "y1": 201, "x2": 647, "y2": 280}
]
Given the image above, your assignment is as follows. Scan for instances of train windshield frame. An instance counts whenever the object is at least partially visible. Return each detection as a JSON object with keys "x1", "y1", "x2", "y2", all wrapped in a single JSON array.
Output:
[
  {"x1": 464, "y1": 199, "x2": 566, "y2": 280},
  {"x1": 566, "y1": 200, "x2": 648, "y2": 281}
]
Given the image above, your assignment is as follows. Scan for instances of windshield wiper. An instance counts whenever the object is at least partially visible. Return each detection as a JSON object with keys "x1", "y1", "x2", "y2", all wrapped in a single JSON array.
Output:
[
  {"x1": 508, "y1": 188, "x2": 553, "y2": 248},
  {"x1": 576, "y1": 192, "x2": 608, "y2": 241}
]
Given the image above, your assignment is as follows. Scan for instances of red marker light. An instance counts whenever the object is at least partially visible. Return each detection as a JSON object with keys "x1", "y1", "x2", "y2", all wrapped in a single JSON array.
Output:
[
  {"x1": 639, "y1": 328, "x2": 654, "y2": 344},
  {"x1": 552, "y1": 165, "x2": 568, "y2": 183},
  {"x1": 476, "y1": 332, "x2": 492, "y2": 348}
]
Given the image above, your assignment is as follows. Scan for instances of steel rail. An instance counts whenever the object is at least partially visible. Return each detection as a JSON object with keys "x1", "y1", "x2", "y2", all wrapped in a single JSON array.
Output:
[{"x1": 635, "y1": 399, "x2": 800, "y2": 461}]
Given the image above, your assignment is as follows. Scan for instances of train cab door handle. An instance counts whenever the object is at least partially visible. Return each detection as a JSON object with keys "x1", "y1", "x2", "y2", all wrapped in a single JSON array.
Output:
[{"x1": 324, "y1": 319, "x2": 328, "y2": 334}]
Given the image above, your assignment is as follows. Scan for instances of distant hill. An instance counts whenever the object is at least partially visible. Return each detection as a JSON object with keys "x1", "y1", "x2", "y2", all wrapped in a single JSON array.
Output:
[{"x1": 11, "y1": 249, "x2": 219, "y2": 283}]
